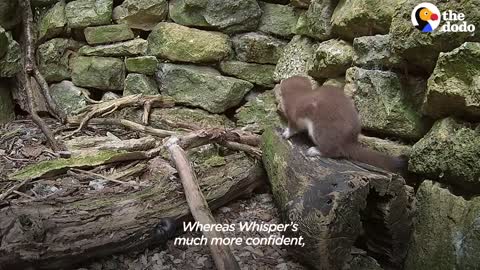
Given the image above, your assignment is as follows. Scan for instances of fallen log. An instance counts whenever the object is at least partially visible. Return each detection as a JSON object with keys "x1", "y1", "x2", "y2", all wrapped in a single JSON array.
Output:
[
  {"x1": 261, "y1": 128, "x2": 414, "y2": 270},
  {"x1": 0, "y1": 153, "x2": 266, "y2": 269}
]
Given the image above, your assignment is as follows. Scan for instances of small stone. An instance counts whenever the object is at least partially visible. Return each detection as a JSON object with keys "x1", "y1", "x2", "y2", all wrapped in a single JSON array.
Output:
[
  {"x1": 37, "y1": 0, "x2": 67, "y2": 41},
  {"x1": 273, "y1": 35, "x2": 315, "y2": 82},
  {"x1": 258, "y1": 2, "x2": 299, "y2": 38},
  {"x1": 219, "y1": 61, "x2": 276, "y2": 87},
  {"x1": 123, "y1": 73, "x2": 158, "y2": 96},
  {"x1": 37, "y1": 38, "x2": 84, "y2": 82},
  {"x1": 50, "y1": 80, "x2": 89, "y2": 115},
  {"x1": 84, "y1": 24, "x2": 134, "y2": 45},
  {"x1": 307, "y1": 39, "x2": 354, "y2": 79},
  {"x1": 156, "y1": 63, "x2": 253, "y2": 113},
  {"x1": 79, "y1": 38, "x2": 147, "y2": 57},
  {"x1": 125, "y1": 56, "x2": 158, "y2": 76},
  {"x1": 147, "y1": 22, "x2": 231, "y2": 63},
  {"x1": 232, "y1": 32, "x2": 287, "y2": 64},
  {"x1": 71, "y1": 56, "x2": 125, "y2": 91},
  {"x1": 322, "y1": 77, "x2": 345, "y2": 88},
  {"x1": 113, "y1": 0, "x2": 168, "y2": 31},
  {"x1": 65, "y1": 0, "x2": 113, "y2": 28}
]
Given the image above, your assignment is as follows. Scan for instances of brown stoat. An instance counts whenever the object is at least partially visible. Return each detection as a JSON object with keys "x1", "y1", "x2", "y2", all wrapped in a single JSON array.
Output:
[{"x1": 279, "y1": 75, "x2": 407, "y2": 173}]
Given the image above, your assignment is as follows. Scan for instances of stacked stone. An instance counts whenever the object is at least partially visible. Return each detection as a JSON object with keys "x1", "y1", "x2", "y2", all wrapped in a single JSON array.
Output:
[
  {"x1": 0, "y1": 0, "x2": 479, "y2": 268},
  {"x1": 272, "y1": 1, "x2": 480, "y2": 270}
]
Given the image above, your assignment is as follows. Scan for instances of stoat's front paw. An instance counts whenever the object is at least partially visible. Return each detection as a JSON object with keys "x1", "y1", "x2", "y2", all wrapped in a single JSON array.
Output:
[
  {"x1": 306, "y1": 147, "x2": 322, "y2": 157},
  {"x1": 282, "y1": 128, "x2": 292, "y2": 139}
]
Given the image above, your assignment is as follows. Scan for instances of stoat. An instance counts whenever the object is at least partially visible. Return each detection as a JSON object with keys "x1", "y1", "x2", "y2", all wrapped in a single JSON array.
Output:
[{"x1": 278, "y1": 75, "x2": 406, "y2": 173}]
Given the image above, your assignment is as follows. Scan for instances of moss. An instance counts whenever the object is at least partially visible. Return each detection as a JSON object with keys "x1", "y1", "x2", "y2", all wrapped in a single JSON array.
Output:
[
  {"x1": 235, "y1": 91, "x2": 282, "y2": 133},
  {"x1": 9, "y1": 150, "x2": 132, "y2": 181},
  {"x1": 409, "y1": 118, "x2": 480, "y2": 190}
]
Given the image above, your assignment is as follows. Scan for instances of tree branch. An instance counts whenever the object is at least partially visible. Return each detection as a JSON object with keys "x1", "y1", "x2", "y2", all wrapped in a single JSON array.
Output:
[{"x1": 166, "y1": 139, "x2": 241, "y2": 270}]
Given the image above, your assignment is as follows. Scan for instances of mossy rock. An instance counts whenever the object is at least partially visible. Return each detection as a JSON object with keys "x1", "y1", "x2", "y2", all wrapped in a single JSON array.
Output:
[
  {"x1": 50, "y1": 80, "x2": 89, "y2": 115},
  {"x1": 235, "y1": 91, "x2": 282, "y2": 133},
  {"x1": 389, "y1": 0, "x2": 480, "y2": 73},
  {"x1": 408, "y1": 117, "x2": 480, "y2": 191},
  {"x1": 147, "y1": 22, "x2": 231, "y2": 63},
  {"x1": 307, "y1": 39, "x2": 354, "y2": 79},
  {"x1": 156, "y1": 63, "x2": 253, "y2": 113},
  {"x1": 113, "y1": 0, "x2": 168, "y2": 31},
  {"x1": 71, "y1": 56, "x2": 125, "y2": 91},
  {"x1": 0, "y1": 33, "x2": 22, "y2": 78},
  {"x1": 273, "y1": 35, "x2": 315, "y2": 82},
  {"x1": 422, "y1": 42, "x2": 480, "y2": 119},
  {"x1": 65, "y1": 0, "x2": 113, "y2": 28},
  {"x1": 123, "y1": 73, "x2": 158, "y2": 96},
  {"x1": 144, "y1": 107, "x2": 235, "y2": 130},
  {"x1": 258, "y1": 2, "x2": 299, "y2": 38},
  {"x1": 294, "y1": 0, "x2": 335, "y2": 40},
  {"x1": 84, "y1": 24, "x2": 134, "y2": 45},
  {"x1": 232, "y1": 32, "x2": 287, "y2": 64},
  {"x1": 78, "y1": 38, "x2": 147, "y2": 57},
  {"x1": 331, "y1": 0, "x2": 398, "y2": 40},
  {"x1": 219, "y1": 61, "x2": 276, "y2": 87},
  {"x1": 346, "y1": 67, "x2": 426, "y2": 140},
  {"x1": 353, "y1": 34, "x2": 402, "y2": 70},
  {"x1": 405, "y1": 180, "x2": 480, "y2": 270},
  {"x1": 37, "y1": 0, "x2": 67, "y2": 42},
  {"x1": 37, "y1": 38, "x2": 83, "y2": 82},
  {"x1": 125, "y1": 56, "x2": 158, "y2": 76}
]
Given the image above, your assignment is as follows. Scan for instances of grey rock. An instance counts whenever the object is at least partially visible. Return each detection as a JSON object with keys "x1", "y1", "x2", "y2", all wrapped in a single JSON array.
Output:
[{"x1": 156, "y1": 63, "x2": 253, "y2": 113}]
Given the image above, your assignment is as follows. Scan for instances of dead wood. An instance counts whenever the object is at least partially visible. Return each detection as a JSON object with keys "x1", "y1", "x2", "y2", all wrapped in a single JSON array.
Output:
[
  {"x1": 66, "y1": 94, "x2": 175, "y2": 136},
  {"x1": 17, "y1": 0, "x2": 66, "y2": 152},
  {"x1": 0, "y1": 155, "x2": 266, "y2": 269},
  {"x1": 261, "y1": 128, "x2": 413, "y2": 270},
  {"x1": 166, "y1": 138, "x2": 241, "y2": 270}
]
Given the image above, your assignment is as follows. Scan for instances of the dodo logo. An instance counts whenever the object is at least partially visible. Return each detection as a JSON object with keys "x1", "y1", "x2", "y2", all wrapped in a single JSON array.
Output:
[{"x1": 411, "y1": 3, "x2": 441, "y2": 32}]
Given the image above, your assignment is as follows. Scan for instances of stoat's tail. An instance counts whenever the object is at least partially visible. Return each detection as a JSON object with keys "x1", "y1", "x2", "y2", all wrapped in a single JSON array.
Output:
[{"x1": 344, "y1": 143, "x2": 408, "y2": 174}]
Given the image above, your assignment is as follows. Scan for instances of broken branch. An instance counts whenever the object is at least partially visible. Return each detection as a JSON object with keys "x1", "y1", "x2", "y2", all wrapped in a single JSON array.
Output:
[{"x1": 166, "y1": 139, "x2": 241, "y2": 270}]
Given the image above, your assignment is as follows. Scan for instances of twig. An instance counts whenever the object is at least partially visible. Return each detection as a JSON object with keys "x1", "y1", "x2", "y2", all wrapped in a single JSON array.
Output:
[
  {"x1": 33, "y1": 68, "x2": 66, "y2": 122},
  {"x1": 166, "y1": 138, "x2": 240, "y2": 270},
  {"x1": 89, "y1": 118, "x2": 177, "y2": 138},
  {"x1": 13, "y1": 190, "x2": 35, "y2": 200},
  {"x1": 18, "y1": 71, "x2": 64, "y2": 152},
  {"x1": 66, "y1": 94, "x2": 175, "y2": 136},
  {"x1": 220, "y1": 141, "x2": 262, "y2": 159},
  {"x1": 18, "y1": 0, "x2": 66, "y2": 152},
  {"x1": 20, "y1": 0, "x2": 34, "y2": 73},
  {"x1": 0, "y1": 178, "x2": 30, "y2": 201},
  {"x1": 70, "y1": 168, "x2": 145, "y2": 187}
]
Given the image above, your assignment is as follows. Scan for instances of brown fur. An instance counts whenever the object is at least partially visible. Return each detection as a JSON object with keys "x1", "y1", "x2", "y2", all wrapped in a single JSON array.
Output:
[{"x1": 279, "y1": 75, "x2": 406, "y2": 173}]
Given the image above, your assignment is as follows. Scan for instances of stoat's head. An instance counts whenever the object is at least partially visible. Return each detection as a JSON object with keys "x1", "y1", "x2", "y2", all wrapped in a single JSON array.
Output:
[{"x1": 275, "y1": 75, "x2": 314, "y2": 115}]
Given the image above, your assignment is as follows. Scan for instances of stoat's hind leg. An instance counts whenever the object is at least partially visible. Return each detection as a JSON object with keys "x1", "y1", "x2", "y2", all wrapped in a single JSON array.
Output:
[
  {"x1": 282, "y1": 126, "x2": 301, "y2": 139},
  {"x1": 306, "y1": 146, "x2": 323, "y2": 157}
]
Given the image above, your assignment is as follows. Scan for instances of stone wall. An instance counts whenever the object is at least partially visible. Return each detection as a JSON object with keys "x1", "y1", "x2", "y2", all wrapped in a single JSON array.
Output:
[{"x1": 1, "y1": 0, "x2": 480, "y2": 269}]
